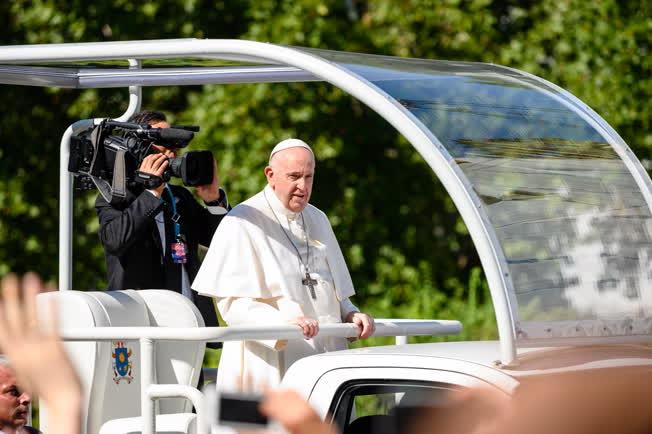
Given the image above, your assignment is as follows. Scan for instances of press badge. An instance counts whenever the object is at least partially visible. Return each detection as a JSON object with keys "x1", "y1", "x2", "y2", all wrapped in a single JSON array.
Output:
[{"x1": 171, "y1": 240, "x2": 188, "y2": 264}]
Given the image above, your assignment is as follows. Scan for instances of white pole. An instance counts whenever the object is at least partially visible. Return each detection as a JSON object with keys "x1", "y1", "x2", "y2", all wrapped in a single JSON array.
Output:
[
  {"x1": 114, "y1": 59, "x2": 142, "y2": 122},
  {"x1": 58, "y1": 126, "x2": 74, "y2": 291},
  {"x1": 58, "y1": 119, "x2": 97, "y2": 291},
  {"x1": 58, "y1": 58, "x2": 141, "y2": 291},
  {"x1": 60, "y1": 320, "x2": 463, "y2": 342},
  {"x1": 140, "y1": 337, "x2": 155, "y2": 434}
]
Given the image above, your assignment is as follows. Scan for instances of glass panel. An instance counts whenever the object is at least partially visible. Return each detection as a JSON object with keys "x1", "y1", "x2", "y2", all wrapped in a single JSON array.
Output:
[
  {"x1": 354, "y1": 392, "x2": 399, "y2": 419},
  {"x1": 331, "y1": 382, "x2": 457, "y2": 434},
  {"x1": 314, "y1": 49, "x2": 652, "y2": 337}
]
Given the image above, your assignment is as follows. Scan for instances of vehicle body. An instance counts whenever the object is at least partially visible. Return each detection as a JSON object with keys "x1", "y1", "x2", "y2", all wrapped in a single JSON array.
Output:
[
  {"x1": 0, "y1": 39, "x2": 651, "y2": 434},
  {"x1": 283, "y1": 341, "x2": 652, "y2": 432}
]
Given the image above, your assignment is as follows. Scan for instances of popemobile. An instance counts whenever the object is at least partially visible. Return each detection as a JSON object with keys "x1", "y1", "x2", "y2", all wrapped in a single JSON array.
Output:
[{"x1": 0, "y1": 39, "x2": 650, "y2": 434}]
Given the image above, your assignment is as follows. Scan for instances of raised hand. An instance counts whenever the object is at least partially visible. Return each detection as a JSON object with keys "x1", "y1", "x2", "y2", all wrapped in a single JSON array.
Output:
[{"x1": 0, "y1": 273, "x2": 82, "y2": 434}]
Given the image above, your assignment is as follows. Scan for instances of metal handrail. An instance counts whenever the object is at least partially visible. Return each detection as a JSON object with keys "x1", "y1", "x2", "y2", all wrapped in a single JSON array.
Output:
[
  {"x1": 61, "y1": 320, "x2": 462, "y2": 434},
  {"x1": 60, "y1": 319, "x2": 460, "y2": 341}
]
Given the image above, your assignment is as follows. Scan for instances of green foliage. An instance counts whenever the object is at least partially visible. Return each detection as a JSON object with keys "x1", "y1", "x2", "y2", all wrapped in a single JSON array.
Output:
[{"x1": 0, "y1": 0, "x2": 649, "y2": 345}]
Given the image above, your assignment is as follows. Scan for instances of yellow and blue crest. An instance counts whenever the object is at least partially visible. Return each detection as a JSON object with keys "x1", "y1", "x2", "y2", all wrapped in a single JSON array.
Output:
[{"x1": 111, "y1": 341, "x2": 134, "y2": 384}]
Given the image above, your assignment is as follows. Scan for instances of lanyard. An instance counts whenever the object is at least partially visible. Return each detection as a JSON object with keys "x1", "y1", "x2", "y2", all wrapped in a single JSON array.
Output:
[{"x1": 165, "y1": 185, "x2": 182, "y2": 239}]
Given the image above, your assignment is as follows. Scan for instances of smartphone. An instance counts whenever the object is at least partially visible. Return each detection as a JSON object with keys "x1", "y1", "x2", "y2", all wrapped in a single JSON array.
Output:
[{"x1": 208, "y1": 390, "x2": 270, "y2": 430}]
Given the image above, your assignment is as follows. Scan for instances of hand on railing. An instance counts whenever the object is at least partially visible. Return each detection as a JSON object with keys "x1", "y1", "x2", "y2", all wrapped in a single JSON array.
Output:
[
  {"x1": 288, "y1": 316, "x2": 319, "y2": 338},
  {"x1": 344, "y1": 311, "x2": 375, "y2": 339},
  {"x1": 0, "y1": 273, "x2": 82, "y2": 434}
]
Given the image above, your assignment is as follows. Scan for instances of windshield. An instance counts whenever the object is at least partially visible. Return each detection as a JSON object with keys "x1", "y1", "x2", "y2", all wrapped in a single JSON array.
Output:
[{"x1": 316, "y1": 49, "x2": 652, "y2": 341}]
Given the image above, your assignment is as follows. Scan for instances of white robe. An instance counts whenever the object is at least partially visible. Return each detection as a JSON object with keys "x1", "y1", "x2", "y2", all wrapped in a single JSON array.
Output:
[{"x1": 192, "y1": 185, "x2": 359, "y2": 392}]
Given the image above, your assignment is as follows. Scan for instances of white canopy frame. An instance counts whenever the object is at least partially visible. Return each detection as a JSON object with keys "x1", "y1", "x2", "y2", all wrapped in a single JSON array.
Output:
[{"x1": 1, "y1": 39, "x2": 651, "y2": 365}]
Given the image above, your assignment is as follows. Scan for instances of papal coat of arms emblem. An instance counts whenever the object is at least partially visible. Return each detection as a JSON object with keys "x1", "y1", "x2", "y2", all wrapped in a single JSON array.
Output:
[{"x1": 111, "y1": 341, "x2": 134, "y2": 384}]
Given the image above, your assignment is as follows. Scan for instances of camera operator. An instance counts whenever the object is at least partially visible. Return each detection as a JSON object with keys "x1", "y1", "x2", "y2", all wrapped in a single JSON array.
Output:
[{"x1": 95, "y1": 110, "x2": 229, "y2": 337}]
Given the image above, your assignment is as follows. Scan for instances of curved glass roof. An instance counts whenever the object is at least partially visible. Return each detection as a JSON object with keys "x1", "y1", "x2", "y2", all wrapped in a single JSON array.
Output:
[
  {"x1": 310, "y1": 49, "x2": 652, "y2": 343},
  {"x1": 1, "y1": 39, "x2": 650, "y2": 358}
]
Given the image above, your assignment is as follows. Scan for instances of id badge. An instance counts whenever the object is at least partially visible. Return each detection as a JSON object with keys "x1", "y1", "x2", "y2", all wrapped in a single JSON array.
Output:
[{"x1": 171, "y1": 241, "x2": 188, "y2": 264}]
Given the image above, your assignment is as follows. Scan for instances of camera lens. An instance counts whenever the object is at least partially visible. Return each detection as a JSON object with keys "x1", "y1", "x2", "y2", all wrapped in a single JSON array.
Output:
[{"x1": 167, "y1": 151, "x2": 214, "y2": 186}]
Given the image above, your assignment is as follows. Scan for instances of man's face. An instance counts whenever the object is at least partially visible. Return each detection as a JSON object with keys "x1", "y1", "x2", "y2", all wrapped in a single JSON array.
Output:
[
  {"x1": 149, "y1": 120, "x2": 177, "y2": 157},
  {"x1": 0, "y1": 367, "x2": 30, "y2": 430},
  {"x1": 265, "y1": 148, "x2": 315, "y2": 212}
]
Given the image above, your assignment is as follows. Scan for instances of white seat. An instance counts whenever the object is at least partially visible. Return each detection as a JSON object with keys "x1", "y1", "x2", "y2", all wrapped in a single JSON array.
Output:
[
  {"x1": 138, "y1": 290, "x2": 206, "y2": 415},
  {"x1": 37, "y1": 290, "x2": 206, "y2": 434}
]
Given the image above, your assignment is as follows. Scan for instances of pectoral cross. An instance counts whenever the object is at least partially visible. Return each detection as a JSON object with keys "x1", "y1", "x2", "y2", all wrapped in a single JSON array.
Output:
[{"x1": 302, "y1": 272, "x2": 318, "y2": 299}]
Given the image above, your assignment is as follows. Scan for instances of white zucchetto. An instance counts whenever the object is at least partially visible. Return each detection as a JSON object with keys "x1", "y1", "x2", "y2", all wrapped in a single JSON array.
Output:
[{"x1": 269, "y1": 138, "x2": 314, "y2": 163}]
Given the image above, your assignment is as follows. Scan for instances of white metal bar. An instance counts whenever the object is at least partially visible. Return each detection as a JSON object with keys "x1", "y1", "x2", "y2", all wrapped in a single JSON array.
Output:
[
  {"x1": 0, "y1": 39, "x2": 277, "y2": 65},
  {"x1": 114, "y1": 59, "x2": 142, "y2": 121},
  {"x1": 58, "y1": 119, "x2": 96, "y2": 291},
  {"x1": 140, "y1": 338, "x2": 155, "y2": 434},
  {"x1": 60, "y1": 320, "x2": 462, "y2": 342},
  {"x1": 58, "y1": 126, "x2": 74, "y2": 291},
  {"x1": 147, "y1": 385, "x2": 206, "y2": 434},
  {"x1": 395, "y1": 336, "x2": 408, "y2": 345}
]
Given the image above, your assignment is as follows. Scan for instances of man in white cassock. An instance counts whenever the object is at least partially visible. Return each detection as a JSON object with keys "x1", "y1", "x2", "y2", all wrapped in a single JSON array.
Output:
[{"x1": 192, "y1": 138, "x2": 375, "y2": 392}]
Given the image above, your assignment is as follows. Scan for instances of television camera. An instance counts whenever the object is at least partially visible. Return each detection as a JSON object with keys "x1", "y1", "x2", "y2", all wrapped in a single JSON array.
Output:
[{"x1": 68, "y1": 119, "x2": 214, "y2": 203}]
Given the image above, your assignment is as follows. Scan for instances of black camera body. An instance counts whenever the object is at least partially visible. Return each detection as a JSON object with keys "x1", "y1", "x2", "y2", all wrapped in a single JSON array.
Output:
[{"x1": 68, "y1": 119, "x2": 213, "y2": 203}]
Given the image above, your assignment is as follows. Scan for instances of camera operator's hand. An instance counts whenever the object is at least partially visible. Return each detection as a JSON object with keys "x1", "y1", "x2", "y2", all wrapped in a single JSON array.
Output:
[
  {"x1": 196, "y1": 158, "x2": 221, "y2": 203},
  {"x1": 139, "y1": 152, "x2": 171, "y2": 197}
]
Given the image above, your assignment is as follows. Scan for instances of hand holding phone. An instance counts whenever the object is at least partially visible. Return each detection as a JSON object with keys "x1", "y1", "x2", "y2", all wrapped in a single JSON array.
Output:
[{"x1": 204, "y1": 388, "x2": 271, "y2": 431}]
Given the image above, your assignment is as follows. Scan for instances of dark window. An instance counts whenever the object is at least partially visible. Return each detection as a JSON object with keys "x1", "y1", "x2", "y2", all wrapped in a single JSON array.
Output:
[{"x1": 328, "y1": 380, "x2": 462, "y2": 434}]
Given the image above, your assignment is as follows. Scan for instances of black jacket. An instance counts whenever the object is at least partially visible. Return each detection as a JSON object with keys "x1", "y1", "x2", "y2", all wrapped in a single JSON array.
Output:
[{"x1": 95, "y1": 184, "x2": 225, "y2": 331}]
